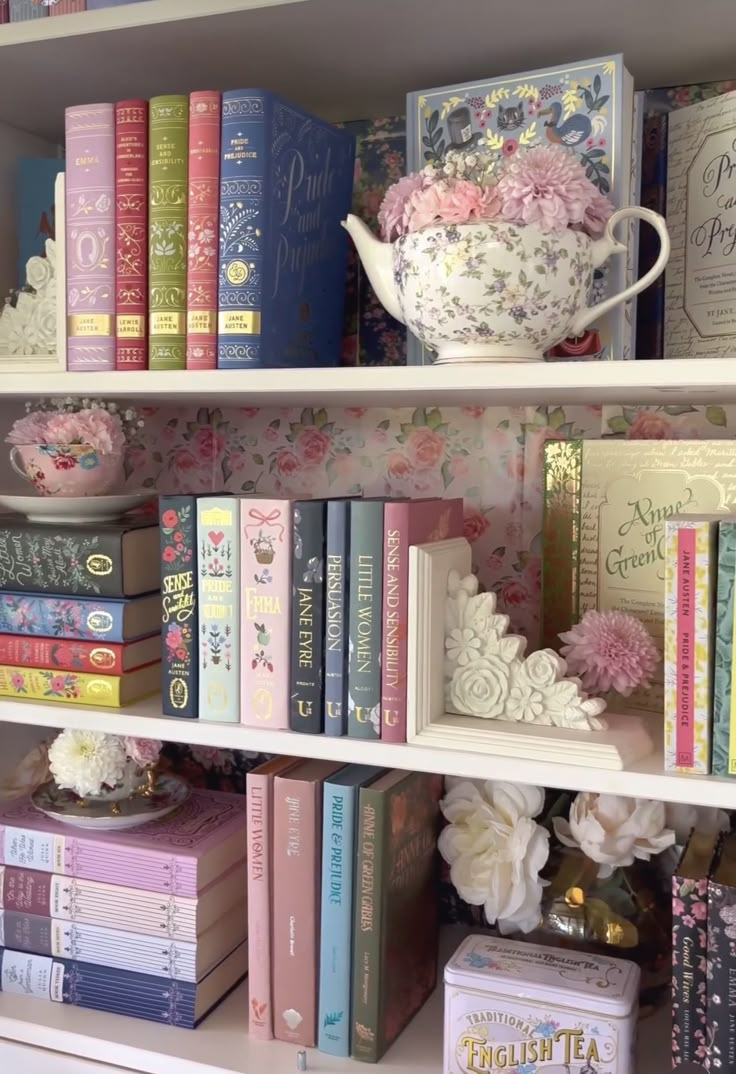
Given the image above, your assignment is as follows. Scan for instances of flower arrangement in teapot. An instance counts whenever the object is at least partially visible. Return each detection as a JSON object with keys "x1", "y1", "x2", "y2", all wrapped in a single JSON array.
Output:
[{"x1": 342, "y1": 143, "x2": 669, "y2": 364}]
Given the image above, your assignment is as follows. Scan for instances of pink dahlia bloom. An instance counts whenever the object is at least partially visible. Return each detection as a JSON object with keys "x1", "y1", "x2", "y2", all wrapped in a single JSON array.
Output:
[
  {"x1": 378, "y1": 172, "x2": 427, "y2": 241},
  {"x1": 559, "y1": 610, "x2": 659, "y2": 697},
  {"x1": 45, "y1": 408, "x2": 126, "y2": 455},
  {"x1": 124, "y1": 737, "x2": 162, "y2": 768},
  {"x1": 583, "y1": 189, "x2": 614, "y2": 237},
  {"x1": 407, "y1": 178, "x2": 501, "y2": 233},
  {"x1": 497, "y1": 144, "x2": 603, "y2": 233}
]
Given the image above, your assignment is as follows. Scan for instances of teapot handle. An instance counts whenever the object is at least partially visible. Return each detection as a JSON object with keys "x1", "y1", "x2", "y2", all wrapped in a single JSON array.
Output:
[{"x1": 569, "y1": 206, "x2": 671, "y2": 339}]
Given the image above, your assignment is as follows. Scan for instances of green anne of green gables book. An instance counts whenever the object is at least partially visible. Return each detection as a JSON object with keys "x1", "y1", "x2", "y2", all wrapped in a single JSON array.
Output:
[{"x1": 149, "y1": 96, "x2": 188, "y2": 370}]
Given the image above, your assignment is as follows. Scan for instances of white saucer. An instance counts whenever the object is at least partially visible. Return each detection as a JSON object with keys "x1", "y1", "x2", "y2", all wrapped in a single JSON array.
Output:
[
  {"x1": 32, "y1": 775, "x2": 189, "y2": 831},
  {"x1": 0, "y1": 490, "x2": 155, "y2": 524}
]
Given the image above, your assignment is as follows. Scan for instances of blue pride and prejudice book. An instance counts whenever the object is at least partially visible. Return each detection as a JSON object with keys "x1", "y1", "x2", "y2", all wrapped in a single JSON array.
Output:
[
  {"x1": 318, "y1": 765, "x2": 383, "y2": 1057},
  {"x1": 218, "y1": 89, "x2": 355, "y2": 369}
]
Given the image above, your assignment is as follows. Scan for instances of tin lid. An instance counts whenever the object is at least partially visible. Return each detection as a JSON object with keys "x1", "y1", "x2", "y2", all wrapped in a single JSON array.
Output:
[{"x1": 445, "y1": 935, "x2": 640, "y2": 1017}]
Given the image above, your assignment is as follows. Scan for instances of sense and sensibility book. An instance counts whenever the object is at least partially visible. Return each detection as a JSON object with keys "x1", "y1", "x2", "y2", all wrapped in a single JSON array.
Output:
[{"x1": 160, "y1": 496, "x2": 199, "y2": 719}]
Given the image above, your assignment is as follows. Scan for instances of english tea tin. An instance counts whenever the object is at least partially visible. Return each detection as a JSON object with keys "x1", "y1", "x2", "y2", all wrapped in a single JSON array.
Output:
[{"x1": 444, "y1": 934, "x2": 640, "y2": 1074}]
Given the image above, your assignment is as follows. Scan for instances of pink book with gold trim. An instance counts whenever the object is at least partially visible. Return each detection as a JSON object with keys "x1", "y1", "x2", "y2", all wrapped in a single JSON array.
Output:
[{"x1": 186, "y1": 91, "x2": 221, "y2": 370}]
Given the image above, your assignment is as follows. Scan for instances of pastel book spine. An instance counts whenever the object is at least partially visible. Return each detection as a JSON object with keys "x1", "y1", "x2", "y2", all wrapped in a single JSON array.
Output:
[
  {"x1": 0, "y1": 2, "x2": 7, "y2": 22},
  {"x1": 65, "y1": 104, "x2": 115, "y2": 370},
  {"x1": 187, "y1": 91, "x2": 221, "y2": 370},
  {"x1": 347, "y1": 500, "x2": 384, "y2": 739},
  {"x1": 9, "y1": 0, "x2": 46, "y2": 19},
  {"x1": 241, "y1": 499, "x2": 292, "y2": 729},
  {"x1": 160, "y1": 496, "x2": 199, "y2": 719},
  {"x1": 0, "y1": 593, "x2": 143, "y2": 642},
  {"x1": 664, "y1": 518, "x2": 718, "y2": 773},
  {"x1": 49, "y1": 0, "x2": 86, "y2": 15},
  {"x1": 115, "y1": 100, "x2": 148, "y2": 370},
  {"x1": 324, "y1": 500, "x2": 349, "y2": 736},
  {"x1": 381, "y1": 498, "x2": 464, "y2": 742},
  {"x1": 217, "y1": 90, "x2": 355, "y2": 369},
  {"x1": 713, "y1": 520, "x2": 736, "y2": 777},
  {"x1": 197, "y1": 498, "x2": 240, "y2": 723},
  {"x1": 0, "y1": 635, "x2": 136, "y2": 675},
  {"x1": 290, "y1": 501, "x2": 326, "y2": 734},
  {"x1": 149, "y1": 95, "x2": 188, "y2": 370}
]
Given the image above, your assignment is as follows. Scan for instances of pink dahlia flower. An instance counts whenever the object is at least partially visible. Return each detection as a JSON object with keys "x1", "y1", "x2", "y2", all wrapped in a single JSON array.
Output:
[
  {"x1": 497, "y1": 144, "x2": 605, "y2": 233},
  {"x1": 378, "y1": 172, "x2": 427, "y2": 241},
  {"x1": 559, "y1": 609, "x2": 659, "y2": 697},
  {"x1": 583, "y1": 189, "x2": 614, "y2": 237},
  {"x1": 124, "y1": 737, "x2": 162, "y2": 768},
  {"x1": 407, "y1": 177, "x2": 501, "y2": 233}
]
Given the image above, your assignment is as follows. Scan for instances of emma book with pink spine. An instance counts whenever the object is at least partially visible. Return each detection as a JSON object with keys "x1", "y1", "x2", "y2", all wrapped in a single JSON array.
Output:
[
  {"x1": 186, "y1": 91, "x2": 221, "y2": 370},
  {"x1": 241, "y1": 499, "x2": 293, "y2": 728},
  {"x1": 0, "y1": 789, "x2": 246, "y2": 896},
  {"x1": 246, "y1": 755, "x2": 299, "y2": 1039},
  {"x1": 115, "y1": 100, "x2": 148, "y2": 370},
  {"x1": 273, "y1": 759, "x2": 343, "y2": 1047},
  {"x1": 65, "y1": 103, "x2": 116, "y2": 370},
  {"x1": 381, "y1": 498, "x2": 463, "y2": 741}
]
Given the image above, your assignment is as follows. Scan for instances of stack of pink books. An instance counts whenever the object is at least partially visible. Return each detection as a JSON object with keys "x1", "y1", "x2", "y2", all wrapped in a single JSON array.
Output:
[{"x1": 0, "y1": 789, "x2": 247, "y2": 1027}]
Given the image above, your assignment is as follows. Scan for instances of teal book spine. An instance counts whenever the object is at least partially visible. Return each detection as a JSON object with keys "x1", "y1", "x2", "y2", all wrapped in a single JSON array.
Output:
[
  {"x1": 347, "y1": 501, "x2": 384, "y2": 739},
  {"x1": 197, "y1": 498, "x2": 240, "y2": 723},
  {"x1": 713, "y1": 520, "x2": 736, "y2": 776}
]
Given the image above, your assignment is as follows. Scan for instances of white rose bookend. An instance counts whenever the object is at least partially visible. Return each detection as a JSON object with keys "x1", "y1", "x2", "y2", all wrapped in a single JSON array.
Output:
[
  {"x1": 0, "y1": 238, "x2": 58, "y2": 357},
  {"x1": 444, "y1": 570, "x2": 607, "y2": 730}
]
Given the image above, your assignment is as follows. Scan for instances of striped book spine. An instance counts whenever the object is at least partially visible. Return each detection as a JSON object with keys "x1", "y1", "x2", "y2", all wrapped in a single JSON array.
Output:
[
  {"x1": 115, "y1": 100, "x2": 148, "y2": 370},
  {"x1": 186, "y1": 91, "x2": 221, "y2": 370},
  {"x1": 65, "y1": 104, "x2": 115, "y2": 370},
  {"x1": 148, "y1": 95, "x2": 188, "y2": 370},
  {"x1": 49, "y1": 0, "x2": 86, "y2": 12},
  {"x1": 9, "y1": 0, "x2": 46, "y2": 18}
]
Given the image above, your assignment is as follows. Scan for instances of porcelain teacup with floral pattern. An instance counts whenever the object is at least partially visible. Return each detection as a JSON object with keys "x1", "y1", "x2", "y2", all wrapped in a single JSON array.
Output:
[{"x1": 10, "y1": 443, "x2": 125, "y2": 497}]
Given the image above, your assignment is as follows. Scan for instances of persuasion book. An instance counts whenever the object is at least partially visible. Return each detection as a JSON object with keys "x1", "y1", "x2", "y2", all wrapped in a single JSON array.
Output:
[
  {"x1": 160, "y1": 496, "x2": 199, "y2": 719},
  {"x1": 186, "y1": 91, "x2": 221, "y2": 370},
  {"x1": 0, "y1": 634, "x2": 158, "y2": 675},
  {"x1": 217, "y1": 89, "x2": 355, "y2": 369},
  {"x1": 198, "y1": 498, "x2": 240, "y2": 723},
  {"x1": 290, "y1": 500, "x2": 326, "y2": 734},
  {"x1": 713, "y1": 519, "x2": 736, "y2": 777},
  {"x1": 65, "y1": 103, "x2": 115, "y2": 370},
  {"x1": 347, "y1": 500, "x2": 384, "y2": 739},
  {"x1": 0, "y1": 592, "x2": 160, "y2": 642},
  {"x1": 0, "y1": 662, "x2": 160, "y2": 708},
  {"x1": 325, "y1": 499, "x2": 349, "y2": 736},
  {"x1": 0, "y1": 941, "x2": 248, "y2": 1027},
  {"x1": 0, "y1": 789, "x2": 247, "y2": 896},
  {"x1": 115, "y1": 99, "x2": 148, "y2": 370}
]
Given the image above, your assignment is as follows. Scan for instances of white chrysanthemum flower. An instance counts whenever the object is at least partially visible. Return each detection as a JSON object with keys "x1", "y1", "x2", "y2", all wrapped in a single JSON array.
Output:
[{"x1": 48, "y1": 730, "x2": 127, "y2": 797}]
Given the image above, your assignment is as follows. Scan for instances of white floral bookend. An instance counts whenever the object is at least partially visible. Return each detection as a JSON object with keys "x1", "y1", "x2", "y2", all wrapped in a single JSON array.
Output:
[
  {"x1": 0, "y1": 238, "x2": 58, "y2": 359},
  {"x1": 445, "y1": 569, "x2": 607, "y2": 732}
]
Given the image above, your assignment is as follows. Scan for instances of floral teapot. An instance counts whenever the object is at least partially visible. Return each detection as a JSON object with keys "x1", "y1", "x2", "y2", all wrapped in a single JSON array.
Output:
[{"x1": 343, "y1": 208, "x2": 670, "y2": 364}]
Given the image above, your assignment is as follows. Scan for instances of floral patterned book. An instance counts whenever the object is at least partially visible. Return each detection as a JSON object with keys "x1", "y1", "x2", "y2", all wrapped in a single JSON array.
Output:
[
  {"x1": 707, "y1": 834, "x2": 736, "y2": 1073},
  {"x1": 0, "y1": 662, "x2": 160, "y2": 707},
  {"x1": 713, "y1": 520, "x2": 736, "y2": 777},
  {"x1": 0, "y1": 592, "x2": 160, "y2": 643},
  {"x1": 197, "y1": 498, "x2": 240, "y2": 723},
  {"x1": 160, "y1": 496, "x2": 199, "y2": 719}
]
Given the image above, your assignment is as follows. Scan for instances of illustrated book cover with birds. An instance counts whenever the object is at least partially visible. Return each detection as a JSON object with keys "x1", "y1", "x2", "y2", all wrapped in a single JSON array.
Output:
[{"x1": 406, "y1": 54, "x2": 637, "y2": 365}]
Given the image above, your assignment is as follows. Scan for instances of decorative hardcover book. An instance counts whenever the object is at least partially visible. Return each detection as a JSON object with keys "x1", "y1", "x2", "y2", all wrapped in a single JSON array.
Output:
[
  {"x1": 325, "y1": 499, "x2": 349, "y2": 735},
  {"x1": 241, "y1": 499, "x2": 292, "y2": 729},
  {"x1": 351, "y1": 769, "x2": 442, "y2": 1062},
  {"x1": 636, "y1": 113, "x2": 667, "y2": 359},
  {"x1": 664, "y1": 517, "x2": 718, "y2": 774},
  {"x1": 160, "y1": 496, "x2": 199, "y2": 719},
  {"x1": 0, "y1": 902, "x2": 246, "y2": 982},
  {"x1": 16, "y1": 158, "x2": 64, "y2": 288},
  {"x1": 198, "y1": 498, "x2": 240, "y2": 723},
  {"x1": 542, "y1": 439, "x2": 736, "y2": 714},
  {"x1": 0, "y1": 789, "x2": 247, "y2": 896},
  {"x1": 9, "y1": 0, "x2": 46, "y2": 19},
  {"x1": 65, "y1": 103, "x2": 115, "y2": 370},
  {"x1": 708, "y1": 834, "x2": 736, "y2": 1074},
  {"x1": 381, "y1": 498, "x2": 463, "y2": 742},
  {"x1": 149, "y1": 95, "x2": 188, "y2": 370},
  {"x1": 0, "y1": 661, "x2": 160, "y2": 707},
  {"x1": 348, "y1": 500, "x2": 384, "y2": 738},
  {"x1": 187, "y1": 91, "x2": 221, "y2": 370},
  {"x1": 0, "y1": 592, "x2": 160, "y2": 642},
  {"x1": 290, "y1": 500, "x2": 326, "y2": 734},
  {"x1": 115, "y1": 99, "x2": 148, "y2": 370},
  {"x1": 672, "y1": 829, "x2": 719, "y2": 1067},
  {"x1": 0, "y1": 941, "x2": 248, "y2": 1028},
  {"x1": 713, "y1": 520, "x2": 736, "y2": 777},
  {"x1": 0, "y1": 1, "x2": 7, "y2": 22},
  {"x1": 406, "y1": 54, "x2": 635, "y2": 364},
  {"x1": 0, "y1": 519, "x2": 159, "y2": 597},
  {"x1": 246, "y1": 756, "x2": 298, "y2": 1040},
  {"x1": 273, "y1": 759, "x2": 343, "y2": 1047},
  {"x1": 49, "y1": 0, "x2": 86, "y2": 15},
  {"x1": 665, "y1": 91, "x2": 736, "y2": 359},
  {"x1": 0, "y1": 861, "x2": 246, "y2": 940},
  {"x1": 217, "y1": 89, "x2": 355, "y2": 369},
  {"x1": 0, "y1": 634, "x2": 159, "y2": 675},
  {"x1": 318, "y1": 765, "x2": 383, "y2": 1057}
]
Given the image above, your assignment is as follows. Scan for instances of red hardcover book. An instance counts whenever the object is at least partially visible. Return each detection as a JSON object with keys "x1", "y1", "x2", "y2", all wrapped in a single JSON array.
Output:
[
  {"x1": 186, "y1": 91, "x2": 221, "y2": 370},
  {"x1": 115, "y1": 100, "x2": 148, "y2": 371},
  {"x1": 49, "y1": 0, "x2": 86, "y2": 13},
  {"x1": 0, "y1": 634, "x2": 160, "y2": 675},
  {"x1": 0, "y1": 0, "x2": 10, "y2": 20}
]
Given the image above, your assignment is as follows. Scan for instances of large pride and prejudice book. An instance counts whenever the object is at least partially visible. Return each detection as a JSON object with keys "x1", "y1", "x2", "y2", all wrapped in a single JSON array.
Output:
[
  {"x1": 198, "y1": 497, "x2": 240, "y2": 723},
  {"x1": 115, "y1": 99, "x2": 148, "y2": 370},
  {"x1": 351, "y1": 769, "x2": 442, "y2": 1062},
  {"x1": 713, "y1": 519, "x2": 736, "y2": 778},
  {"x1": 160, "y1": 496, "x2": 199, "y2": 719},
  {"x1": 0, "y1": 941, "x2": 248, "y2": 1027},
  {"x1": 186, "y1": 91, "x2": 221, "y2": 370},
  {"x1": 290, "y1": 500, "x2": 326, "y2": 735},
  {"x1": 348, "y1": 500, "x2": 384, "y2": 739},
  {"x1": 65, "y1": 103, "x2": 115, "y2": 370},
  {"x1": 0, "y1": 789, "x2": 246, "y2": 896},
  {"x1": 0, "y1": 519, "x2": 159, "y2": 597},
  {"x1": 218, "y1": 90, "x2": 355, "y2": 369},
  {"x1": 0, "y1": 634, "x2": 158, "y2": 675},
  {"x1": 241, "y1": 499, "x2": 292, "y2": 729},
  {"x1": 707, "y1": 834, "x2": 736, "y2": 1073},
  {"x1": 0, "y1": 592, "x2": 160, "y2": 642},
  {"x1": 149, "y1": 95, "x2": 188, "y2": 370},
  {"x1": 325, "y1": 499, "x2": 349, "y2": 736},
  {"x1": 318, "y1": 764, "x2": 383, "y2": 1058},
  {"x1": 0, "y1": 661, "x2": 160, "y2": 707}
]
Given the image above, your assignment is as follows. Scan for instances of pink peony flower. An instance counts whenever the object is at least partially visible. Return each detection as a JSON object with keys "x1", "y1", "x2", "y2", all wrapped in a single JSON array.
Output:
[
  {"x1": 124, "y1": 737, "x2": 162, "y2": 768},
  {"x1": 43, "y1": 409, "x2": 126, "y2": 455},
  {"x1": 559, "y1": 610, "x2": 659, "y2": 697},
  {"x1": 378, "y1": 172, "x2": 428, "y2": 241},
  {"x1": 583, "y1": 189, "x2": 614, "y2": 237},
  {"x1": 407, "y1": 178, "x2": 501, "y2": 233},
  {"x1": 497, "y1": 144, "x2": 606, "y2": 233},
  {"x1": 6, "y1": 411, "x2": 52, "y2": 445}
]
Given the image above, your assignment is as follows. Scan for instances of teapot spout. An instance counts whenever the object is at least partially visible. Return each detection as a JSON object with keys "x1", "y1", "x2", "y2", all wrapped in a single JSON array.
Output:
[{"x1": 342, "y1": 214, "x2": 404, "y2": 325}]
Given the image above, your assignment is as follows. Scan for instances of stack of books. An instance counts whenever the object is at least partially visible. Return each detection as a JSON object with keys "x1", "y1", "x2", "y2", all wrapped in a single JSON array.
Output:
[
  {"x1": 0, "y1": 789, "x2": 248, "y2": 1025},
  {"x1": 159, "y1": 494, "x2": 463, "y2": 735},
  {"x1": 0, "y1": 517, "x2": 162, "y2": 708},
  {"x1": 5, "y1": 0, "x2": 150, "y2": 23},
  {"x1": 247, "y1": 759, "x2": 442, "y2": 1060}
]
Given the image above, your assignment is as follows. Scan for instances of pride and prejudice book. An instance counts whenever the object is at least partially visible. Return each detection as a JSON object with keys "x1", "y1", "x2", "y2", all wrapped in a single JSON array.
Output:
[
  {"x1": 218, "y1": 90, "x2": 355, "y2": 369},
  {"x1": 198, "y1": 497, "x2": 241, "y2": 723},
  {"x1": 0, "y1": 634, "x2": 159, "y2": 675},
  {"x1": 0, "y1": 592, "x2": 160, "y2": 642}
]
